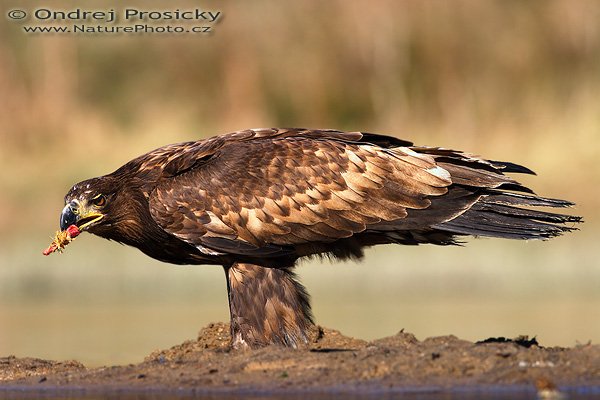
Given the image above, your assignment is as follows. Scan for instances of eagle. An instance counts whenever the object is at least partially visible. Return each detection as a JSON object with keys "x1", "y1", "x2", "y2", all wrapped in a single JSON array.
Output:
[{"x1": 54, "y1": 128, "x2": 581, "y2": 348}]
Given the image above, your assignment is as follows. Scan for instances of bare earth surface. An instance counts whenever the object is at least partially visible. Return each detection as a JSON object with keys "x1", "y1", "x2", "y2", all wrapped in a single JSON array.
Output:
[{"x1": 1, "y1": 323, "x2": 599, "y2": 398}]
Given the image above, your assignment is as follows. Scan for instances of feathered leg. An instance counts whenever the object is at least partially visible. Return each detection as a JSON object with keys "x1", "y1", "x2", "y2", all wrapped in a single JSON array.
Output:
[{"x1": 224, "y1": 262, "x2": 314, "y2": 349}]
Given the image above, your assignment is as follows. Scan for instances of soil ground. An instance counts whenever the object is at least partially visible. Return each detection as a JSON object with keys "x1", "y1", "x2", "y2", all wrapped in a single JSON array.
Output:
[{"x1": 1, "y1": 322, "x2": 599, "y2": 397}]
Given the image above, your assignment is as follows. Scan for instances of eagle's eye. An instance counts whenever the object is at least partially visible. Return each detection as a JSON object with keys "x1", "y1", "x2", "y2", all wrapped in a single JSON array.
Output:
[{"x1": 91, "y1": 194, "x2": 106, "y2": 208}]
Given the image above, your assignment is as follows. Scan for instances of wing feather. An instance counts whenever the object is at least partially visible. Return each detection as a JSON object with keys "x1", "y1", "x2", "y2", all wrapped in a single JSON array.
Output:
[{"x1": 145, "y1": 129, "x2": 481, "y2": 257}]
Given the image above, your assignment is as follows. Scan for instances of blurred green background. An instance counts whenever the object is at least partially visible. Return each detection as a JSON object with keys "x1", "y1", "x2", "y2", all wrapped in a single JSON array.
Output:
[{"x1": 0, "y1": 0, "x2": 598, "y2": 366}]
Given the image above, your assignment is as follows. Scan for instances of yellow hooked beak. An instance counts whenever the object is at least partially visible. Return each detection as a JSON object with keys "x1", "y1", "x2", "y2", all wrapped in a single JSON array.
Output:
[{"x1": 60, "y1": 199, "x2": 105, "y2": 231}]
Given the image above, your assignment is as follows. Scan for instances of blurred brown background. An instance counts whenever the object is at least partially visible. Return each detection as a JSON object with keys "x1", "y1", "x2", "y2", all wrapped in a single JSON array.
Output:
[{"x1": 0, "y1": 0, "x2": 598, "y2": 366}]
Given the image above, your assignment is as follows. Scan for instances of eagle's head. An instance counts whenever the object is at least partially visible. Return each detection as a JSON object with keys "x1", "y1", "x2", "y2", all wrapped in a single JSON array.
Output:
[
  {"x1": 60, "y1": 176, "x2": 127, "y2": 238},
  {"x1": 57, "y1": 173, "x2": 206, "y2": 264}
]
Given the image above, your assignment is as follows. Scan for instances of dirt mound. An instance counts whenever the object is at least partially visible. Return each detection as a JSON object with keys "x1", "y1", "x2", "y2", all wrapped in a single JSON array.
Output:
[
  {"x1": 0, "y1": 356, "x2": 84, "y2": 382},
  {"x1": 1, "y1": 323, "x2": 598, "y2": 395}
]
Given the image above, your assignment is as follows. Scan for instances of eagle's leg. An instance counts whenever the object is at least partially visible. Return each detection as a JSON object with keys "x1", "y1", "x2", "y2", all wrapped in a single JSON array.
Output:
[{"x1": 224, "y1": 262, "x2": 314, "y2": 349}]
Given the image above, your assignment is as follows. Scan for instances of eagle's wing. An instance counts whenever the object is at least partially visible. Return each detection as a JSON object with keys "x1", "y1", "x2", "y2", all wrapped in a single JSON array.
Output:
[{"x1": 147, "y1": 128, "x2": 533, "y2": 258}]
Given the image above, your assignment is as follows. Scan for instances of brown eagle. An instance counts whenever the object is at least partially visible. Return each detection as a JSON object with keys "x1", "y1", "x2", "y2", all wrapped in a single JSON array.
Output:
[{"x1": 55, "y1": 128, "x2": 580, "y2": 348}]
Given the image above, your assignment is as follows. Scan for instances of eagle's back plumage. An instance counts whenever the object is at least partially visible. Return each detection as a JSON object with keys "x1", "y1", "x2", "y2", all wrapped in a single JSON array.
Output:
[{"x1": 103, "y1": 128, "x2": 581, "y2": 266}]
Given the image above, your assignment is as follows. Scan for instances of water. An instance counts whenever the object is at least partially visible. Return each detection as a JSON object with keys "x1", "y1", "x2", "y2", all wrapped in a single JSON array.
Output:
[{"x1": 1, "y1": 386, "x2": 600, "y2": 400}]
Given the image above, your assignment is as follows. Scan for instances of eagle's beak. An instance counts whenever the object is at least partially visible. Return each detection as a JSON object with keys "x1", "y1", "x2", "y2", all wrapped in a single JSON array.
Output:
[{"x1": 60, "y1": 200, "x2": 104, "y2": 231}]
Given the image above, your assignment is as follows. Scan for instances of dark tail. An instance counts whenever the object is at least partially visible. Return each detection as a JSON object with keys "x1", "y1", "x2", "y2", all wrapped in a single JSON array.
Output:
[{"x1": 434, "y1": 190, "x2": 582, "y2": 240}]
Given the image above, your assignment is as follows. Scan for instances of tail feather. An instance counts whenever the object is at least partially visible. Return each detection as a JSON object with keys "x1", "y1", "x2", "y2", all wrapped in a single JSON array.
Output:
[
  {"x1": 434, "y1": 192, "x2": 582, "y2": 240},
  {"x1": 488, "y1": 160, "x2": 537, "y2": 175},
  {"x1": 414, "y1": 149, "x2": 582, "y2": 241},
  {"x1": 483, "y1": 191, "x2": 576, "y2": 208}
]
